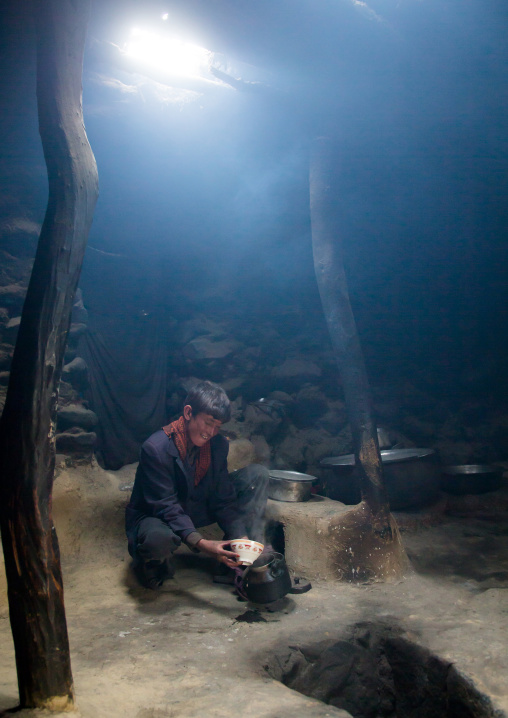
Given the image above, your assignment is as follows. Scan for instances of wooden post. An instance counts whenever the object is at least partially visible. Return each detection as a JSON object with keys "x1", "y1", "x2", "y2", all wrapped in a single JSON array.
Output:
[
  {"x1": 0, "y1": 0, "x2": 98, "y2": 708},
  {"x1": 309, "y1": 136, "x2": 408, "y2": 580}
]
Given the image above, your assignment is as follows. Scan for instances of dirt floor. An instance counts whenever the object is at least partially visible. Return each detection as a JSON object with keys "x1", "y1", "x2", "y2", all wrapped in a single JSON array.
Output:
[{"x1": 1, "y1": 460, "x2": 508, "y2": 718}]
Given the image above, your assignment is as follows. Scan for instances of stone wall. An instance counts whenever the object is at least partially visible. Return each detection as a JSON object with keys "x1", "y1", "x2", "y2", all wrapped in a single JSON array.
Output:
[
  {"x1": 0, "y1": 229, "x2": 97, "y2": 463},
  {"x1": 1, "y1": 221, "x2": 508, "y2": 474}
]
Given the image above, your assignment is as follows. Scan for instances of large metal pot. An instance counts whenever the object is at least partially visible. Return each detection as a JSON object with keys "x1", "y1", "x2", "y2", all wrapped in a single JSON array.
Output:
[
  {"x1": 268, "y1": 470, "x2": 317, "y2": 502},
  {"x1": 440, "y1": 464, "x2": 504, "y2": 495},
  {"x1": 320, "y1": 448, "x2": 440, "y2": 510}
]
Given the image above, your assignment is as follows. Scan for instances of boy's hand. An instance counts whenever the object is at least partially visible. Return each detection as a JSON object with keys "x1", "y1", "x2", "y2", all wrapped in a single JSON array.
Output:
[{"x1": 196, "y1": 538, "x2": 241, "y2": 568}]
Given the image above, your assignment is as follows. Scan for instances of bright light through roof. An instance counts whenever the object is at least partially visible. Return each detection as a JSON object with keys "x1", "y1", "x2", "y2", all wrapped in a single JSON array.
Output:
[{"x1": 123, "y1": 28, "x2": 210, "y2": 78}]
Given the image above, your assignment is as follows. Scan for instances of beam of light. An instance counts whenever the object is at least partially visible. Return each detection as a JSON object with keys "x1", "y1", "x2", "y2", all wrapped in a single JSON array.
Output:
[{"x1": 123, "y1": 28, "x2": 211, "y2": 78}]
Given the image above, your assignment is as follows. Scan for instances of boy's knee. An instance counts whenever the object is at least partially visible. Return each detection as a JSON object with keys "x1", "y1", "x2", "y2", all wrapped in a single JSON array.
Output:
[{"x1": 137, "y1": 525, "x2": 180, "y2": 561}]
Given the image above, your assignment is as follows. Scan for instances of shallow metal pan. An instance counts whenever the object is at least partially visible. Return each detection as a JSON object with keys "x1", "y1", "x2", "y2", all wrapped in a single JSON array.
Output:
[{"x1": 268, "y1": 470, "x2": 317, "y2": 502}]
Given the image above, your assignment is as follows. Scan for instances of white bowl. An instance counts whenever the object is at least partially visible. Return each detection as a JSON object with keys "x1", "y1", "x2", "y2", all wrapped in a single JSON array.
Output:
[{"x1": 230, "y1": 539, "x2": 264, "y2": 565}]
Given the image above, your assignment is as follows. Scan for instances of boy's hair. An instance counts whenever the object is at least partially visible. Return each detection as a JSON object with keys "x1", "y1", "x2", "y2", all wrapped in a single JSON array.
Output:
[{"x1": 184, "y1": 380, "x2": 231, "y2": 423}]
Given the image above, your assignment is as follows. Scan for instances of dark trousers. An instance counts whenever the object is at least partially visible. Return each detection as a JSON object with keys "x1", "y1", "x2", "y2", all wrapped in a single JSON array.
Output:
[{"x1": 134, "y1": 463, "x2": 269, "y2": 566}]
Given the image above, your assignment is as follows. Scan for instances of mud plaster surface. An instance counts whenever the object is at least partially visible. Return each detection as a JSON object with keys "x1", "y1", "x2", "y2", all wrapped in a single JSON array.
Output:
[{"x1": 1, "y1": 461, "x2": 508, "y2": 718}]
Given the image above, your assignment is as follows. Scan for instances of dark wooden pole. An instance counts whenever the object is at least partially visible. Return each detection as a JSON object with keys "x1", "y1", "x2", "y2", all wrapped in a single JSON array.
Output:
[
  {"x1": 310, "y1": 136, "x2": 388, "y2": 515},
  {"x1": 310, "y1": 136, "x2": 408, "y2": 577},
  {"x1": 0, "y1": 0, "x2": 98, "y2": 709}
]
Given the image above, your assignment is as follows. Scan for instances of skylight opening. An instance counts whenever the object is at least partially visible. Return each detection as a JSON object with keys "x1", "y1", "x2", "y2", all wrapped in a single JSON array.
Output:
[{"x1": 123, "y1": 28, "x2": 211, "y2": 78}]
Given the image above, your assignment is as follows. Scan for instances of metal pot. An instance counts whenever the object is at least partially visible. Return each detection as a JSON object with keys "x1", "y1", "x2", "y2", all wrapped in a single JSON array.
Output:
[
  {"x1": 440, "y1": 464, "x2": 504, "y2": 495},
  {"x1": 320, "y1": 448, "x2": 440, "y2": 510},
  {"x1": 268, "y1": 470, "x2": 317, "y2": 502},
  {"x1": 242, "y1": 551, "x2": 311, "y2": 603}
]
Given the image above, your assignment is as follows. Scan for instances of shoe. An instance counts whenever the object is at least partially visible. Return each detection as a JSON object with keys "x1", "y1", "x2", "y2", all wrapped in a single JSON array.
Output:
[
  {"x1": 132, "y1": 558, "x2": 160, "y2": 589},
  {"x1": 159, "y1": 556, "x2": 176, "y2": 581},
  {"x1": 133, "y1": 557, "x2": 175, "y2": 589}
]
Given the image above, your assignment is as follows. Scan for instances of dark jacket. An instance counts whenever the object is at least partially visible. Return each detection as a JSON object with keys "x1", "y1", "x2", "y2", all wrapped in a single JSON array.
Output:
[{"x1": 125, "y1": 429, "x2": 247, "y2": 555}]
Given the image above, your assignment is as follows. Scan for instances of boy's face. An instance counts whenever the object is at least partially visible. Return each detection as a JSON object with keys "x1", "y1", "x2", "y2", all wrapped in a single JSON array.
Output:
[{"x1": 183, "y1": 405, "x2": 222, "y2": 447}]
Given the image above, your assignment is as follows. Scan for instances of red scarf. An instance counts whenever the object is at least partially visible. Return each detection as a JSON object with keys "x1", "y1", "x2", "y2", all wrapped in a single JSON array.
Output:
[{"x1": 162, "y1": 415, "x2": 211, "y2": 486}]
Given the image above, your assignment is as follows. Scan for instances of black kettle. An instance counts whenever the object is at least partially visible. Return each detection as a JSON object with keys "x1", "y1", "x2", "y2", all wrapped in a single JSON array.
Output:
[{"x1": 241, "y1": 551, "x2": 311, "y2": 604}]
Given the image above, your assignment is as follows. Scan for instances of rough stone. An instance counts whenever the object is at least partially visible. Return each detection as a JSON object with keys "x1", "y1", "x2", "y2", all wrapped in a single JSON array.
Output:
[
  {"x1": 272, "y1": 358, "x2": 322, "y2": 382},
  {"x1": 220, "y1": 416, "x2": 248, "y2": 441},
  {"x1": 401, "y1": 415, "x2": 437, "y2": 442},
  {"x1": 58, "y1": 380, "x2": 81, "y2": 406},
  {"x1": 64, "y1": 344, "x2": 77, "y2": 362},
  {"x1": 324, "y1": 425, "x2": 354, "y2": 457},
  {"x1": 267, "y1": 390, "x2": 294, "y2": 404},
  {"x1": 0, "y1": 284, "x2": 27, "y2": 312},
  {"x1": 57, "y1": 403, "x2": 98, "y2": 430},
  {"x1": 292, "y1": 385, "x2": 330, "y2": 428},
  {"x1": 244, "y1": 402, "x2": 284, "y2": 439},
  {"x1": 221, "y1": 375, "x2": 248, "y2": 396},
  {"x1": 183, "y1": 336, "x2": 241, "y2": 360},
  {"x1": 0, "y1": 344, "x2": 15, "y2": 369},
  {"x1": 273, "y1": 433, "x2": 306, "y2": 470},
  {"x1": 3, "y1": 315, "x2": 21, "y2": 340},
  {"x1": 304, "y1": 432, "x2": 346, "y2": 467},
  {"x1": 63, "y1": 355, "x2": 87, "y2": 376},
  {"x1": 178, "y1": 376, "x2": 202, "y2": 394},
  {"x1": 250, "y1": 434, "x2": 271, "y2": 465},
  {"x1": 55, "y1": 430, "x2": 96, "y2": 455},
  {"x1": 68, "y1": 322, "x2": 88, "y2": 341},
  {"x1": 0, "y1": 217, "x2": 40, "y2": 258},
  {"x1": 177, "y1": 317, "x2": 227, "y2": 345},
  {"x1": 434, "y1": 440, "x2": 476, "y2": 465},
  {"x1": 271, "y1": 426, "x2": 341, "y2": 473},
  {"x1": 71, "y1": 288, "x2": 88, "y2": 324},
  {"x1": 316, "y1": 409, "x2": 347, "y2": 434},
  {"x1": 227, "y1": 438, "x2": 257, "y2": 472},
  {"x1": 62, "y1": 356, "x2": 88, "y2": 388}
]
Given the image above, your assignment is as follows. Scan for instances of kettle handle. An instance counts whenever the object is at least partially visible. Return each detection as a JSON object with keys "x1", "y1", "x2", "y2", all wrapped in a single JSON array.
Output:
[
  {"x1": 270, "y1": 556, "x2": 288, "y2": 578},
  {"x1": 288, "y1": 578, "x2": 312, "y2": 594}
]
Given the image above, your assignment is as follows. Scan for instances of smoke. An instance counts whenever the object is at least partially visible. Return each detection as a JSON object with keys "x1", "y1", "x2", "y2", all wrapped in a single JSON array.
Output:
[{"x1": 231, "y1": 464, "x2": 269, "y2": 544}]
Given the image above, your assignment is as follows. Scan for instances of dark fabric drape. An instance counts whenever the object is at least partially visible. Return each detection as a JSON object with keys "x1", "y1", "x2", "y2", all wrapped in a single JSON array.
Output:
[
  {"x1": 79, "y1": 251, "x2": 170, "y2": 469},
  {"x1": 81, "y1": 314, "x2": 168, "y2": 468}
]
